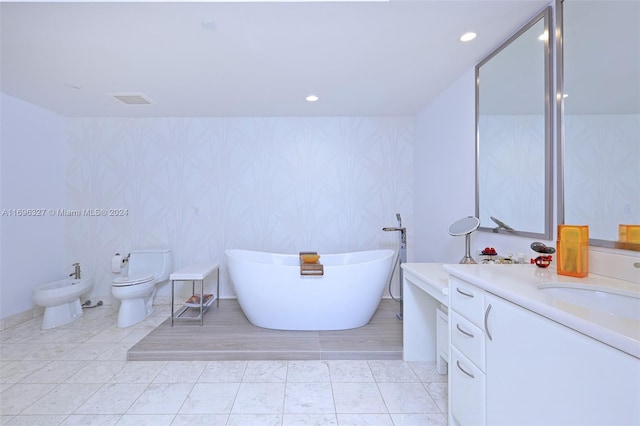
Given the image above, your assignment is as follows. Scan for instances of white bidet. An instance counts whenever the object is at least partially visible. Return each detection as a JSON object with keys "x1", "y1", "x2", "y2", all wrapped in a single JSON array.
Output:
[{"x1": 33, "y1": 278, "x2": 94, "y2": 329}]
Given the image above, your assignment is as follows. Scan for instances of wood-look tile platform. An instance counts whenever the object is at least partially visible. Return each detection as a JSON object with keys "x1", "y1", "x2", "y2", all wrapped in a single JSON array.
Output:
[{"x1": 128, "y1": 299, "x2": 403, "y2": 361}]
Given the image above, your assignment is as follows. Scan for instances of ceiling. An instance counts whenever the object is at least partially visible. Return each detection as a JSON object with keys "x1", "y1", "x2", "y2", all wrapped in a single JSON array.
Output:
[{"x1": 0, "y1": 1, "x2": 550, "y2": 117}]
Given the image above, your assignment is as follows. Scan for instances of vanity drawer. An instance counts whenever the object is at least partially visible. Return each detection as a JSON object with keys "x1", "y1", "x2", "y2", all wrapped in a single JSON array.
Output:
[
  {"x1": 451, "y1": 310, "x2": 485, "y2": 370},
  {"x1": 450, "y1": 346, "x2": 486, "y2": 426},
  {"x1": 450, "y1": 277, "x2": 485, "y2": 327}
]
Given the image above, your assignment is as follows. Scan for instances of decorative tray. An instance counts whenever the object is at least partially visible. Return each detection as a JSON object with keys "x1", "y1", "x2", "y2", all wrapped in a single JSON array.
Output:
[{"x1": 184, "y1": 293, "x2": 215, "y2": 308}]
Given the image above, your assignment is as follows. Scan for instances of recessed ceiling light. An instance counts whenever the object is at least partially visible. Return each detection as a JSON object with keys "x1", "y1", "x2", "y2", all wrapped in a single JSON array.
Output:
[
  {"x1": 460, "y1": 32, "x2": 477, "y2": 42},
  {"x1": 306, "y1": 95, "x2": 319, "y2": 102}
]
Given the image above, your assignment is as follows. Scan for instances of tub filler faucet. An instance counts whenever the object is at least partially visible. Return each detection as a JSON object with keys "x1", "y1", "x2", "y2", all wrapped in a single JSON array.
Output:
[
  {"x1": 70, "y1": 262, "x2": 81, "y2": 279},
  {"x1": 383, "y1": 213, "x2": 407, "y2": 320}
]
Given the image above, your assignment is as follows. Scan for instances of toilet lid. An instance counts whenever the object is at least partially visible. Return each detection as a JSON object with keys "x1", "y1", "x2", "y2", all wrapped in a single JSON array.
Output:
[{"x1": 112, "y1": 273, "x2": 154, "y2": 287}]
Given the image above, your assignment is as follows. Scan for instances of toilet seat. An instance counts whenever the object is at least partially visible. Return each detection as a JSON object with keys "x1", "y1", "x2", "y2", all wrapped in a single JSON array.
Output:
[{"x1": 112, "y1": 273, "x2": 154, "y2": 287}]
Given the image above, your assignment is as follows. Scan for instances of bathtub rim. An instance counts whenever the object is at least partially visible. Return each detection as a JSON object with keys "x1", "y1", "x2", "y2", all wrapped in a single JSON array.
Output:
[{"x1": 224, "y1": 248, "x2": 395, "y2": 268}]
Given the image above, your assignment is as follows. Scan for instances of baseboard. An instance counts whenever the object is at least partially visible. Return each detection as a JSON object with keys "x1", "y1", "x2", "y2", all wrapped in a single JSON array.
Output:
[{"x1": 0, "y1": 307, "x2": 42, "y2": 332}]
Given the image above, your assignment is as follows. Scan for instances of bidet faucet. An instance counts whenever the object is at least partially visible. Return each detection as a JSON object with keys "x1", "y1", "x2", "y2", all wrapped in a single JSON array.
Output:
[{"x1": 70, "y1": 262, "x2": 81, "y2": 279}]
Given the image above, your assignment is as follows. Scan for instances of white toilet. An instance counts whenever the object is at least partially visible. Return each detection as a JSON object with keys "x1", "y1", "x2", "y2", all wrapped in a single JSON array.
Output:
[
  {"x1": 111, "y1": 248, "x2": 173, "y2": 328},
  {"x1": 33, "y1": 277, "x2": 94, "y2": 329}
]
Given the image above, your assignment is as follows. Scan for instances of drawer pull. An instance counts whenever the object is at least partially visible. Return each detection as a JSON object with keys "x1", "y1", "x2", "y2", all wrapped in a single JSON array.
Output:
[
  {"x1": 456, "y1": 360, "x2": 475, "y2": 379},
  {"x1": 485, "y1": 303, "x2": 493, "y2": 341},
  {"x1": 456, "y1": 287, "x2": 474, "y2": 298},
  {"x1": 456, "y1": 323, "x2": 474, "y2": 338}
]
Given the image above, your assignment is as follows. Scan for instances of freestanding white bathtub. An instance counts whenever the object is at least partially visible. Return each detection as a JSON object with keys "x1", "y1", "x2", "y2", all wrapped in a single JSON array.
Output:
[{"x1": 225, "y1": 249, "x2": 395, "y2": 331}]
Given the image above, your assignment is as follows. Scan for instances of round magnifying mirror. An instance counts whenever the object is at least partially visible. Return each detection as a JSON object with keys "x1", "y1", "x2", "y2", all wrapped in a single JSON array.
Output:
[
  {"x1": 448, "y1": 216, "x2": 480, "y2": 236},
  {"x1": 448, "y1": 216, "x2": 481, "y2": 264}
]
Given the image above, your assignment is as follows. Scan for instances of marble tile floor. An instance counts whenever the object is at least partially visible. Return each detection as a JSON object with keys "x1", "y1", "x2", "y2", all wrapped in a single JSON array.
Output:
[{"x1": 0, "y1": 304, "x2": 448, "y2": 425}]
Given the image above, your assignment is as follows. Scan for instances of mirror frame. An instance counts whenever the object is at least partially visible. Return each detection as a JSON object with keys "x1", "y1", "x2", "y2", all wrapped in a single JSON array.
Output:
[
  {"x1": 556, "y1": 0, "x2": 640, "y2": 252},
  {"x1": 475, "y1": 6, "x2": 554, "y2": 240}
]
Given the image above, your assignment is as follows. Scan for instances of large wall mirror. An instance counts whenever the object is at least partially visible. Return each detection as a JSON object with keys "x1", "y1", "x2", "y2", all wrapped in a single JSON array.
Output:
[
  {"x1": 476, "y1": 7, "x2": 553, "y2": 239},
  {"x1": 560, "y1": 0, "x2": 640, "y2": 251}
]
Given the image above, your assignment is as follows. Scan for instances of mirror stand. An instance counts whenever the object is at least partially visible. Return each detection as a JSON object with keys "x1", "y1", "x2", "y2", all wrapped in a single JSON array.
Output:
[{"x1": 460, "y1": 233, "x2": 476, "y2": 264}]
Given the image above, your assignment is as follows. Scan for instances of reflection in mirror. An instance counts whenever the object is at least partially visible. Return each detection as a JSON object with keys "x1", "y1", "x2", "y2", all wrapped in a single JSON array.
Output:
[
  {"x1": 476, "y1": 7, "x2": 553, "y2": 239},
  {"x1": 560, "y1": 0, "x2": 640, "y2": 251}
]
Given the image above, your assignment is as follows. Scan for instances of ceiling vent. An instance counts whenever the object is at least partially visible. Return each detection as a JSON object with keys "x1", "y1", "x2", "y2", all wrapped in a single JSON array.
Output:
[{"x1": 109, "y1": 93, "x2": 153, "y2": 105}]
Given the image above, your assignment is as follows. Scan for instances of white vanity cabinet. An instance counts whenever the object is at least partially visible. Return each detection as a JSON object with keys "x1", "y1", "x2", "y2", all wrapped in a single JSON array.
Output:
[
  {"x1": 484, "y1": 291, "x2": 640, "y2": 425},
  {"x1": 449, "y1": 275, "x2": 640, "y2": 426}
]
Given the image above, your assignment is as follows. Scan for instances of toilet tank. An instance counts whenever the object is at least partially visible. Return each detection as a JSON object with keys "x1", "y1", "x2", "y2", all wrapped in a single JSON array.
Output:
[{"x1": 128, "y1": 249, "x2": 173, "y2": 282}]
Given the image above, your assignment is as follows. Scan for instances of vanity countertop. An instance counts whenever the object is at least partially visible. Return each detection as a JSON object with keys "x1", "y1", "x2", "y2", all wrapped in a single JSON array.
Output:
[
  {"x1": 401, "y1": 263, "x2": 449, "y2": 303},
  {"x1": 443, "y1": 263, "x2": 640, "y2": 359}
]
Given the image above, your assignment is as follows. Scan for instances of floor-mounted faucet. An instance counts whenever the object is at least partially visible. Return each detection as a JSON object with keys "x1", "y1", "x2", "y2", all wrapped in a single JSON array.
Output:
[{"x1": 383, "y1": 213, "x2": 406, "y2": 320}]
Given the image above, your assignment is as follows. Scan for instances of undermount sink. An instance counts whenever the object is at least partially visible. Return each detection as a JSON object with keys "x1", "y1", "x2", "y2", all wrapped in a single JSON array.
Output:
[{"x1": 538, "y1": 283, "x2": 640, "y2": 321}]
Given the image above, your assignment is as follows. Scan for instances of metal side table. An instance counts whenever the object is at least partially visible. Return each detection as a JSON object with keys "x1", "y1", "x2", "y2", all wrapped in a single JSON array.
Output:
[{"x1": 170, "y1": 262, "x2": 220, "y2": 326}]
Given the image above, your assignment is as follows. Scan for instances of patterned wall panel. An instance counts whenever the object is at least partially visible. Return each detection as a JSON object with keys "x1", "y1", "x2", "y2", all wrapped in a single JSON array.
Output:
[{"x1": 65, "y1": 117, "x2": 414, "y2": 302}]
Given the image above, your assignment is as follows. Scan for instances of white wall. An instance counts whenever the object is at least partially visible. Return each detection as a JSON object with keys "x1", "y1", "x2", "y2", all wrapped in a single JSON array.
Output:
[
  {"x1": 0, "y1": 93, "x2": 67, "y2": 319},
  {"x1": 65, "y1": 117, "x2": 414, "y2": 305},
  {"x1": 413, "y1": 69, "x2": 556, "y2": 263},
  {"x1": 413, "y1": 70, "x2": 477, "y2": 263}
]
